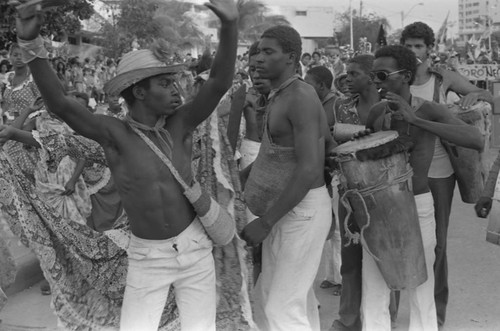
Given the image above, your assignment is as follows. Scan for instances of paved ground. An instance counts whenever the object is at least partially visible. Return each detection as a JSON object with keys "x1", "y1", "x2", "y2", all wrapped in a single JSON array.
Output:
[{"x1": 2, "y1": 152, "x2": 500, "y2": 330}]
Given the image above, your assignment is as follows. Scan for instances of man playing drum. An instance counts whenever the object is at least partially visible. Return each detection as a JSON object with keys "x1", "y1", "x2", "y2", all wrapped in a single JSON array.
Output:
[
  {"x1": 401, "y1": 22, "x2": 493, "y2": 327},
  {"x1": 363, "y1": 45, "x2": 483, "y2": 331},
  {"x1": 240, "y1": 25, "x2": 332, "y2": 330},
  {"x1": 329, "y1": 54, "x2": 381, "y2": 331}
]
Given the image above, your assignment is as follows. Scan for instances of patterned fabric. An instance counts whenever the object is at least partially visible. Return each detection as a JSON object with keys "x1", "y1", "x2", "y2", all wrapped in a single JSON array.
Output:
[
  {"x1": 193, "y1": 87, "x2": 255, "y2": 330},
  {"x1": 32, "y1": 117, "x2": 91, "y2": 225},
  {"x1": 334, "y1": 95, "x2": 362, "y2": 125},
  {"x1": 0, "y1": 220, "x2": 15, "y2": 311},
  {"x1": 2, "y1": 72, "x2": 40, "y2": 122},
  {"x1": 0, "y1": 138, "x2": 179, "y2": 330}
]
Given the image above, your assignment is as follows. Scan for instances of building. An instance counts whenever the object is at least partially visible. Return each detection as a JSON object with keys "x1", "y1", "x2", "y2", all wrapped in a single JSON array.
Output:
[
  {"x1": 458, "y1": 0, "x2": 500, "y2": 41},
  {"x1": 268, "y1": 5, "x2": 335, "y2": 54}
]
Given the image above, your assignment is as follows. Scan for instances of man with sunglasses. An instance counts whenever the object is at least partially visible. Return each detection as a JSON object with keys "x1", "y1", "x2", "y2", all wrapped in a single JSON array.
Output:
[
  {"x1": 401, "y1": 21, "x2": 492, "y2": 328},
  {"x1": 362, "y1": 45, "x2": 483, "y2": 331}
]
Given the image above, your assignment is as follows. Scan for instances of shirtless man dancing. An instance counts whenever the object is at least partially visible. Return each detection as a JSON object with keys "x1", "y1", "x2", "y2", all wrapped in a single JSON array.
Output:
[
  {"x1": 14, "y1": 1, "x2": 238, "y2": 330},
  {"x1": 240, "y1": 25, "x2": 332, "y2": 331},
  {"x1": 362, "y1": 45, "x2": 483, "y2": 331}
]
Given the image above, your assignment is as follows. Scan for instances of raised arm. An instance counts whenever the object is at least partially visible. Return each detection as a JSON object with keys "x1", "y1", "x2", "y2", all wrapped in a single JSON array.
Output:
[
  {"x1": 180, "y1": 0, "x2": 238, "y2": 131},
  {"x1": 15, "y1": 11, "x2": 117, "y2": 146}
]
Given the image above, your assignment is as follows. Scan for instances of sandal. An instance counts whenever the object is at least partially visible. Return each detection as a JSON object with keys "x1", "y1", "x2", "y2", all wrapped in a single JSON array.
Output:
[
  {"x1": 320, "y1": 280, "x2": 340, "y2": 289},
  {"x1": 332, "y1": 284, "x2": 342, "y2": 296}
]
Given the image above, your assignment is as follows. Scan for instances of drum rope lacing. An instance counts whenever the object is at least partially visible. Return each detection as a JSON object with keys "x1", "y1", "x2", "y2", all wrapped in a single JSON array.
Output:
[{"x1": 340, "y1": 167, "x2": 414, "y2": 261}]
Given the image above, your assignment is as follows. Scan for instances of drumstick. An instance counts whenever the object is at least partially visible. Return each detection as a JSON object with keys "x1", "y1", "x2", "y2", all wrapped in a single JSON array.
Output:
[{"x1": 12, "y1": 0, "x2": 66, "y2": 19}]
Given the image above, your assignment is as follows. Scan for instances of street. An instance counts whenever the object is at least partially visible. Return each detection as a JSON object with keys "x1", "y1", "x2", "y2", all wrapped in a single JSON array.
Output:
[{"x1": 1, "y1": 175, "x2": 500, "y2": 331}]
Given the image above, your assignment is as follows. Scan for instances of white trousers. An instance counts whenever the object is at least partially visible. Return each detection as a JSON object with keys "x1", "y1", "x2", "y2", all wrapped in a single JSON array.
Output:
[
  {"x1": 361, "y1": 192, "x2": 438, "y2": 331},
  {"x1": 254, "y1": 186, "x2": 332, "y2": 331},
  {"x1": 322, "y1": 175, "x2": 342, "y2": 284},
  {"x1": 120, "y1": 219, "x2": 216, "y2": 331}
]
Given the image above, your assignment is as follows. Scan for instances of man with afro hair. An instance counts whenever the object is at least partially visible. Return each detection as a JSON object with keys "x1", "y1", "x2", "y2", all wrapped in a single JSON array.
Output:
[{"x1": 401, "y1": 21, "x2": 493, "y2": 327}]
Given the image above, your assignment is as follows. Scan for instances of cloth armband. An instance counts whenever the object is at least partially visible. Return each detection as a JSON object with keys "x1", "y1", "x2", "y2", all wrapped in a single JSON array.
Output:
[
  {"x1": 184, "y1": 181, "x2": 236, "y2": 246},
  {"x1": 17, "y1": 36, "x2": 49, "y2": 64}
]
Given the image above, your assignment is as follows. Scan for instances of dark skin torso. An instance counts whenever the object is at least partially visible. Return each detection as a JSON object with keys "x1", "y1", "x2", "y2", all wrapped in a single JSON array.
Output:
[
  {"x1": 369, "y1": 101, "x2": 442, "y2": 195},
  {"x1": 267, "y1": 84, "x2": 326, "y2": 189},
  {"x1": 101, "y1": 114, "x2": 197, "y2": 240}
]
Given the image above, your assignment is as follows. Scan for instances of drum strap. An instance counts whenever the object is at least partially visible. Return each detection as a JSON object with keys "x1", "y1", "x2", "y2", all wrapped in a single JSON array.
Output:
[{"x1": 340, "y1": 167, "x2": 414, "y2": 261}]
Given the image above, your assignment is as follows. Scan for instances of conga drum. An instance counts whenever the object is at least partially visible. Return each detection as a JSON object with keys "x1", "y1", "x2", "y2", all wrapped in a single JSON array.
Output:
[
  {"x1": 332, "y1": 131, "x2": 427, "y2": 290},
  {"x1": 443, "y1": 101, "x2": 491, "y2": 203}
]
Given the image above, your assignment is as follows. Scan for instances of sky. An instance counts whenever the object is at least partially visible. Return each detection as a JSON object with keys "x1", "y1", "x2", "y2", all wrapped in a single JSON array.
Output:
[
  {"x1": 190, "y1": 0, "x2": 459, "y2": 36},
  {"x1": 263, "y1": 0, "x2": 459, "y2": 34}
]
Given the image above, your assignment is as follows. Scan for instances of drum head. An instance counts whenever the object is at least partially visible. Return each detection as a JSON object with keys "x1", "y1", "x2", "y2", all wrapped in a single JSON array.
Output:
[{"x1": 333, "y1": 130, "x2": 399, "y2": 155}]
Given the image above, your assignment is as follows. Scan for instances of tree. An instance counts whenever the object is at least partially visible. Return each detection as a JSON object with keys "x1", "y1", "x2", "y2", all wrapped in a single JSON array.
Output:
[
  {"x1": 387, "y1": 28, "x2": 403, "y2": 46},
  {"x1": 0, "y1": 0, "x2": 95, "y2": 45},
  {"x1": 335, "y1": 10, "x2": 390, "y2": 52},
  {"x1": 236, "y1": 0, "x2": 289, "y2": 42},
  {"x1": 100, "y1": 0, "x2": 206, "y2": 58}
]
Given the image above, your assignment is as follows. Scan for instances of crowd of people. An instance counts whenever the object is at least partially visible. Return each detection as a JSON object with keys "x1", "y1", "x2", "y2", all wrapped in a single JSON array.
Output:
[{"x1": 0, "y1": 0, "x2": 498, "y2": 330}]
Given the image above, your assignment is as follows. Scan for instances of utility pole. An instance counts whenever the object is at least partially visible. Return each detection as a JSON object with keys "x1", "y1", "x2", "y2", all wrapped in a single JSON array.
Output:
[
  {"x1": 360, "y1": 0, "x2": 363, "y2": 17},
  {"x1": 350, "y1": 0, "x2": 354, "y2": 51}
]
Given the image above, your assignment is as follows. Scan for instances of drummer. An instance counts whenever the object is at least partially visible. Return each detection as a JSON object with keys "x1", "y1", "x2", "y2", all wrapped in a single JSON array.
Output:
[
  {"x1": 362, "y1": 45, "x2": 483, "y2": 331},
  {"x1": 329, "y1": 54, "x2": 381, "y2": 331},
  {"x1": 400, "y1": 22, "x2": 493, "y2": 327}
]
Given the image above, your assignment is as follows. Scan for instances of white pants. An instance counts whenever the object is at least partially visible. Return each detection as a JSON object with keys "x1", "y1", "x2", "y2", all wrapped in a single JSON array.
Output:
[
  {"x1": 361, "y1": 192, "x2": 438, "y2": 331},
  {"x1": 239, "y1": 138, "x2": 261, "y2": 170},
  {"x1": 120, "y1": 219, "x2": 216, "y2": 331},
  {"x1": 254, "y1": 186, "x2": 332, "y2": 331},
  {"x1": 322, "y1": 175, "x2": 342, "y2": 284}
]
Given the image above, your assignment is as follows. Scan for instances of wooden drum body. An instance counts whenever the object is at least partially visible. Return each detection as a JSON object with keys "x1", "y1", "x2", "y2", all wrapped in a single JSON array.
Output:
[
  {"x1": 443, "y1": 101, "x2": 491, "y2": 203},
  {"x1": 333, "y1": 131, "x2": 427, "y2": 290}
]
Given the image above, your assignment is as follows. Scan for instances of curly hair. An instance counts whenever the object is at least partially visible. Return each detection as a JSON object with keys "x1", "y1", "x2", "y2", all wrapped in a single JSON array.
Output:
[
  {"x1": 306, "y1": 66, "x2": 333, "y2": 89},
  {"x1": 400, "y1": 21, "x2": 435, "y2": 47},
  {"x1": 375, "y1": 45, "x2": 417, "y2": 85},
  {"x1": 248, "y1": 41, "x2": 260, "y2": 58},
  {"x1": 261, "y1": 25, "x2": 302, "y2": 64},
  {"x1": 348, "y1": 54, "x2": 374, "y2": 74}
]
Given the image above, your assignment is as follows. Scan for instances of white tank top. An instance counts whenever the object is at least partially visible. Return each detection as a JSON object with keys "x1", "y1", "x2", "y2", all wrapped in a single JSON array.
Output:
[{"x1": 410, "y1": 75, "x2": 454, "y2": 179}]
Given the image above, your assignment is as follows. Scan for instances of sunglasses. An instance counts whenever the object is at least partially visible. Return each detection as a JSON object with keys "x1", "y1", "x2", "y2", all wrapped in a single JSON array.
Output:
[{"x1": 370, "y1": 69, "x2": 406, "y2": 81}]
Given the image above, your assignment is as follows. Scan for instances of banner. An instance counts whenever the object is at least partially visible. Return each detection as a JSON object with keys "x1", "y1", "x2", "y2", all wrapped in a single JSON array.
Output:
[{"x1": 457, "y1": 64, "x2": 500, "y2": 80}]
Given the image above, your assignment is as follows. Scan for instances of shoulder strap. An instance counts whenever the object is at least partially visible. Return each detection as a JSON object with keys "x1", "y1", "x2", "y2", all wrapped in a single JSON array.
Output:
[
  {"x1": 432, "y1": 74, "x2": 443, "y2": 103},
  {"x1": 129, "y1": 125, "x2": 190, "y2": 191},
  {"x1": 332, "y1": 97, "x2": 340, "y2": 123}
]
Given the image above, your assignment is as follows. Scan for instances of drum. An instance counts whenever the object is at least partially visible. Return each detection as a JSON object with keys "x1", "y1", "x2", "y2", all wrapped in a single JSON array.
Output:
[
  {"x1": 443, "y1": 101, "x2": 491, "y2": 204},
  {"x1": 332, "y1": 130, "x2": 427, "y2": 290},
  {"x1": 486, "y1": 200, "x2": 500, "y2": 246}
]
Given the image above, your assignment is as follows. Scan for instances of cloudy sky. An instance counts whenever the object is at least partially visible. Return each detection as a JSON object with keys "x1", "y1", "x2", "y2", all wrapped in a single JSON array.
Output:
[
  {"x1": 192, "y1": 0, "x2": 459, "y2": 35},
  {"x1": 269, "y1": 0, "x2": 457, "y2": 33}
]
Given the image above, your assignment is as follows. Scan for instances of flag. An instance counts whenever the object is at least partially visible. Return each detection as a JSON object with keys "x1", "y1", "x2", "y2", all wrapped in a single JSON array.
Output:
[
  {"x1": 376, "y1": 24, "x2": 387, "y2": 48},
  {"x1": 436, "y1": 11, "x2": 450, "y2": 46},
  {"x1": 481, "y1": 24, "x2": 492, "y2": 40}
]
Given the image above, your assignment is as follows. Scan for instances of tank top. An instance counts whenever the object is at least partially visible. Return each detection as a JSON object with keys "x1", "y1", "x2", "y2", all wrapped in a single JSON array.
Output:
[
  {"x1": 410, "y1": 74, "x2": 454, "y2": 179},
  {"x1": 244, "y1": 77, "x2": 299, "y2": 216}
]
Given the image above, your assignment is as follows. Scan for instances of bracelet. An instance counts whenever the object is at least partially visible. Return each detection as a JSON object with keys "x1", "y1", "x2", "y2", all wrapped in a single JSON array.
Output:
[{"x1": 17, "y1": 36, "x2": 49, "y2": 64}]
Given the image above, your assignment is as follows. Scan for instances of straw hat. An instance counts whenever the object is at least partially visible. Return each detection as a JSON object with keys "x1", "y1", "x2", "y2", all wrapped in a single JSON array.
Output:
[{"x1": 104, "y1": 49, "x2": 185, "y2": 96}]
